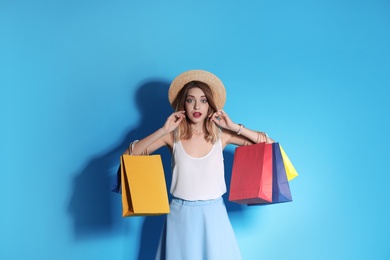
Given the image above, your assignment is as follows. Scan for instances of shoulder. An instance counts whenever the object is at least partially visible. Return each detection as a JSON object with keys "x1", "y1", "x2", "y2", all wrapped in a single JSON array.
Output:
[
  {"x1": 162, "y1": 132, "x2": 175, "y2": 149},
  {"x1": 221, "y1": 128, "x2": 235, "y2": 148},
  {"x1": 221, "y1": 128, "x2": 248, "y2": 148}
]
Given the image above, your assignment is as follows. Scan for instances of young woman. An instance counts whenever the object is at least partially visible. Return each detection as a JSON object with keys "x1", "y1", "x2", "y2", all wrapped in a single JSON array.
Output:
[{"x1": 124, "y1": 70, "x2": 273, "y2": 260}]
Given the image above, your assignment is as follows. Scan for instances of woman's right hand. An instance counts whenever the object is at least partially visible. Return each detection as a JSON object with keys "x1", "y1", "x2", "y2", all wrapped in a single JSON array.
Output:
[{"x1": 162, "y1": 111, "x2": 186, "y2": 133}]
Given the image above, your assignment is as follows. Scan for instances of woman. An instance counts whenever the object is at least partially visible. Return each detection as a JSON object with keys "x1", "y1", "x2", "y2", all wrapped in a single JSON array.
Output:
[{"x1": 124, "y1": 70, "x2": 273, "y2": 260}]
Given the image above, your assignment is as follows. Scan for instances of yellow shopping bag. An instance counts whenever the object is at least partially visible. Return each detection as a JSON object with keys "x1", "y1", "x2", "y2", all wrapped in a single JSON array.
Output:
[
  {"x1": 120, "y1": 155, "x2": 170, "y2": 217},
  {"x1": 279, "y1": 145, "x2": 299, "y2": 181}
]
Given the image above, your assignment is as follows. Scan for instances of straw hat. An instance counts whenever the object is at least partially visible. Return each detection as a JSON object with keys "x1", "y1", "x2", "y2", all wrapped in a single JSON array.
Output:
[{"x1": 168, "y1": 70, "x2": 226, "y2": 110}]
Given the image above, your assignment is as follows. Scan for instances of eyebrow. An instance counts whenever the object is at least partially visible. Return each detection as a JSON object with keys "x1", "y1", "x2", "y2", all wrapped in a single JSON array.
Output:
[{"x1": 186, "y1": 95, "x2": 206, "y2": 98}]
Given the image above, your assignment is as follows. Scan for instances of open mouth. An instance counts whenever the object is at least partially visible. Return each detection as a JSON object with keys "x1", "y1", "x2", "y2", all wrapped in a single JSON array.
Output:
[{"x1": 193, "y1": 112, "x2": 202, "y2": 118}]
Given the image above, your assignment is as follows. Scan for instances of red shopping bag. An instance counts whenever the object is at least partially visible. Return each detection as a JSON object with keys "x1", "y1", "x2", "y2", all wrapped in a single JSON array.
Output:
[
  {"x1": 248, "y1": 143, "x2": 293, "y2": 206},
  {"x1": 228, "y1": 142, "x2": 273, "y2": 204}
]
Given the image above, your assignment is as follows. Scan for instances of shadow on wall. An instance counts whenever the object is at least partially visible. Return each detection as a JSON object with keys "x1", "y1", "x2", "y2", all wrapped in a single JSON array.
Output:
[
  {"x1": 67, "y1": 79, "x2": 244, "y2": 259},
  {"x1": 67, "y1": 80, "x2": 172, "y2": 240}
]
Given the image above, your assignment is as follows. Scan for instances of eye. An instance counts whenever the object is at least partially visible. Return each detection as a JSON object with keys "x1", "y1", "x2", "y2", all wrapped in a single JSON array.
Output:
[
  {"x1": 186, "y1": 98, "x2": 194, "y2": 103},
  {"x1": 201, "y1": 99, "x2": 208, "y2": 103}
]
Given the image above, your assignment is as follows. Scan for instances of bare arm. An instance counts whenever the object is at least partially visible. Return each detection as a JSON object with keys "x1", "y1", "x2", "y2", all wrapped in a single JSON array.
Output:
[
  {"x1": 209, "y1": 110, "x2": 274, "y2": 147},
  {"x1": 123, "y1": 111, "x2": 186, "y2": 155}
]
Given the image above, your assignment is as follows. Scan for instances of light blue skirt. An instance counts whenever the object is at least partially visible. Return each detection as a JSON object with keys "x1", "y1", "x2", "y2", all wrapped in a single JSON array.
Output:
[{"x1": 155, "y1": 197, "x2": 242, "y2": 260}]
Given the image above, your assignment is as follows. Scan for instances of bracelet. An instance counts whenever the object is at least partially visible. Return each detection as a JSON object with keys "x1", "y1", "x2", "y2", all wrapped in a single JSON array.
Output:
[
  {"x1": 128, "y1": 140, "x2": 139, "y2": 155},
  {"x1": 237, "y1": 124, "x2": 244, "y2": 135}
]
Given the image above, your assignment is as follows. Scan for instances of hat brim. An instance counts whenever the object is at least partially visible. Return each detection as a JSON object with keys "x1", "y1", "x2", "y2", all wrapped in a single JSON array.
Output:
[{"x1": 168, "y1": 70, "x2": 226, "y2": 110}]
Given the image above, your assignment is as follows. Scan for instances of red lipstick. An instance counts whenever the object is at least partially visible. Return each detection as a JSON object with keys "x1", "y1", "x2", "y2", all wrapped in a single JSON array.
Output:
[{"x1": 193, "y1": 112, "x2": 202, "y2": 118}]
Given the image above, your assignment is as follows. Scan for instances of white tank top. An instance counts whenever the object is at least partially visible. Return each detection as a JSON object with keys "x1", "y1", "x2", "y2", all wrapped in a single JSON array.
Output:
[{"x1": 170, "y1": 139, "x2": 227, "y2": 201}]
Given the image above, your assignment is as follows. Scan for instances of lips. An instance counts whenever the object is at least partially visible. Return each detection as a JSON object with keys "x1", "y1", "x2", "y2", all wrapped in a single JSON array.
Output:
[{"x1": 193, "y1": 112, "x2": 202, "y2": 118}]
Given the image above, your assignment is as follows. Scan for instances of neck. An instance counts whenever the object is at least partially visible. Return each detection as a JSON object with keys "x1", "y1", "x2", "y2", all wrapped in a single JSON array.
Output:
[{"x1": 190, "y1": 125, "x2": 204, "y2": 135}]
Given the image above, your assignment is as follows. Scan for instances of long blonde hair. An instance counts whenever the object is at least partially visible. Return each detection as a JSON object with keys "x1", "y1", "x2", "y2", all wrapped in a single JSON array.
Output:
[{"x1": 172, "y1": 81, "x2": 220, "y2": 143}]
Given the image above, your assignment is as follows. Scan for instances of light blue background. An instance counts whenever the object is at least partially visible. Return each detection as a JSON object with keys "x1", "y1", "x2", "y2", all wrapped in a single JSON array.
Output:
[{"x1": 1, "y1": 0, "x2": 389, "y2": 259}]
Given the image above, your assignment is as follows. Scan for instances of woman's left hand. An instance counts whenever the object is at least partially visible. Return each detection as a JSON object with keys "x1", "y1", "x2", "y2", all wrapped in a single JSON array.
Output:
[{"x1": 209, "y1": 110, "x2": 235, "y2": 131}]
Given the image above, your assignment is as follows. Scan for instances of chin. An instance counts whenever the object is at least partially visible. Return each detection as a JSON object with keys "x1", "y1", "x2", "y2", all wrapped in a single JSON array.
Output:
[{"x1": 189, "y1": 117, "x2": 206, "y2": 123}]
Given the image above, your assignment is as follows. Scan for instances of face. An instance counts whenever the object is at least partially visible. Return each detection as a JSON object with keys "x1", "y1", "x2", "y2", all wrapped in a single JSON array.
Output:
[{"x1": 184, "y1": 87, "x2": 210, "y2": 124}]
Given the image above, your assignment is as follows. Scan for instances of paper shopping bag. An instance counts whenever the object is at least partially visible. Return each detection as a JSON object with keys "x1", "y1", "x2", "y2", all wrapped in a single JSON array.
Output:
[
  {"x1": 279, "y1": 145, "x2": 299, "y2": 181},
  {"x1": 120, "y1": 155, "x2": 170, "y2": 217},
  {"x1": 112, "y1": 166, "x2": 122, "y2": 194},
  {"x1": 271, "y1": 143, "x2": 293, "y2": 203},
  {"x1": 228, "y1": 142, "x2": 273, "y2": 204},
  {"x1": 249, "y1": 143, "x2": 292, "y2": 205}
]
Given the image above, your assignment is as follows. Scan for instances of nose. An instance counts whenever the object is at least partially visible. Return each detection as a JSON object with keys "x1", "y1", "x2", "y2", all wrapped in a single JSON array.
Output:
[{"x1": 194, "y1": 101, "x2": 200, "y2": 110}]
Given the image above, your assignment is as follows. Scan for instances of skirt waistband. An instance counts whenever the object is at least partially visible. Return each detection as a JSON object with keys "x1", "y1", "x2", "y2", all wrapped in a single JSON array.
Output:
[{"x1": 172, "y1": 197, "x2": 223, "y2": 206}]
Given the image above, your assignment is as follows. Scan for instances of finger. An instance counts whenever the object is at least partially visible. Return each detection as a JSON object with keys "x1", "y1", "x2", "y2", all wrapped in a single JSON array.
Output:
[
  {"x1": 176, "y1": 116, "x2": 185, "y2": 124},
  {"x1": 174, "y1": 113, "x2": 186, "y2": 122},
  {"x1": 214, "y1": 115, "x2": 221, "y2": 122},
  {"x1": 174, "y1": 116, "x2": 182, "y2": 122},
  {"x1": 211, "y1": 116, "x2": 220, "y2": 125},
  {"x1": 172, "y1": 111, "x2": 184, "y2": 117},
  {"x1": 209, "y1": 112, "x2": 216, "y2": 120},
  {"x1": 216, "y1": 110, "x2": 226, "y2": 119},
  {"x1": 219, "y1": 110, "x2": 228, "y2": 118}
]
